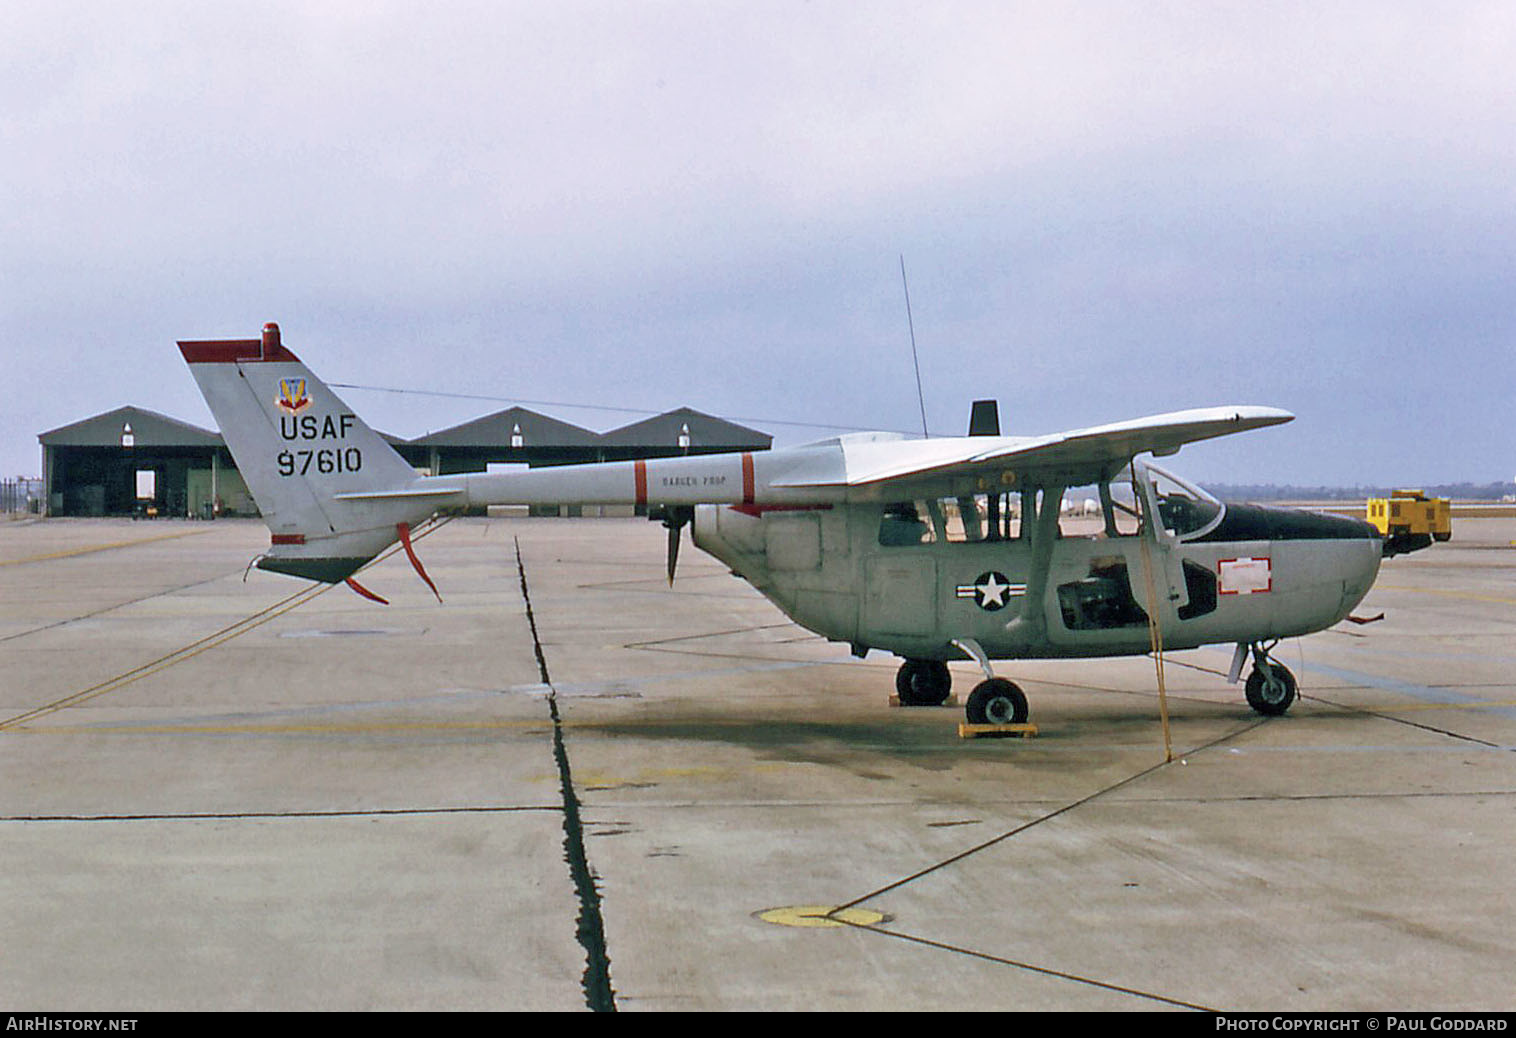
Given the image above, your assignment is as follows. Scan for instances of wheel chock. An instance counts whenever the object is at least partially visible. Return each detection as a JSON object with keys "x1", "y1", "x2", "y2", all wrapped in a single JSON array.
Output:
[
  {"x1": 958, "y1": 722, "x2": 1039, "y2": 739},
  {"x1": 889, "y1": 695, "x2": 959, "y2": 708}
]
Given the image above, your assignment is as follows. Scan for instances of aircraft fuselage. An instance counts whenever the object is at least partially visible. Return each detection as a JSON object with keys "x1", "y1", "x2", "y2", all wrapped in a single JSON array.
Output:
[{"x1": 693, "y1": 476, "x2": 1381, "y2": 664}]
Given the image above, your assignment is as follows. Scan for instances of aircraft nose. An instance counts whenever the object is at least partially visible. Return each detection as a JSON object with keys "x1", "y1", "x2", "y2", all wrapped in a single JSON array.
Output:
[
  {"x1": 1210, "y1": 502, "x2": 1384, "y2": 617},
  {"x1": 1258, "y1": 507, "x2": 1382, "y2": 609},
  {"x1": 1320, "y1": 513, "x2": 1385, "y2": 615}
]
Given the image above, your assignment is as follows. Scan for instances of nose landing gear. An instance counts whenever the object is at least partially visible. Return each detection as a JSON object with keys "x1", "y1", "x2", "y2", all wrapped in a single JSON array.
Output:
[{"x1": 1239, "y1": 641, "x2": 1297, "y2": 716}]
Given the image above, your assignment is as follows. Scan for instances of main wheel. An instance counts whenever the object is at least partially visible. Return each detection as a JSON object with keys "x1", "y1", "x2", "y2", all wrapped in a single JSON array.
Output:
[
  {"x1": 965, "y1": 678, "x2": 1029, "y2": 725},
  {"x1": 896, "y1": 659, "x2": 952, "y2": 706},
  {"x1": 1245, "y1": 662, "x2": 1297, "y2": 716}
]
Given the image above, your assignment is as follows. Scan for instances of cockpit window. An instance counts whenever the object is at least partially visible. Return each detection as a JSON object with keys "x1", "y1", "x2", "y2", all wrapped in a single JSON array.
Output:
[{"x1": 1146, "y1": 464, "x2": 1224, "y2": 539}]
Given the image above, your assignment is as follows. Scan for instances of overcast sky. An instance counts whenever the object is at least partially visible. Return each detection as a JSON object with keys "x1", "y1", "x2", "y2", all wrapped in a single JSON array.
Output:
[{"x1": 4, "y1": 2, "x2": 1513, "y2": 487}]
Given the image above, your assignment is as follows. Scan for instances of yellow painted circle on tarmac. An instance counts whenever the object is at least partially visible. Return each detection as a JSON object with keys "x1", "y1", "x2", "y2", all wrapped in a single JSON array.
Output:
[{"x1": 756, "y1": 905, "x2": 887, "y2": 929}]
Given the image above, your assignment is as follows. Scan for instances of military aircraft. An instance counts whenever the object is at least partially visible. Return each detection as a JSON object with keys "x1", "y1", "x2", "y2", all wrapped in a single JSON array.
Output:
[{"x1": 180, "y1": 323, "x2": 1387, "y2": 726}]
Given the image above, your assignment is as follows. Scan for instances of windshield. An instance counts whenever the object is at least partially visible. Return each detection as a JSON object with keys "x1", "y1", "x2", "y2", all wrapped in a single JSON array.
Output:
[{"x1": 1143, "y1": 462, "x2": 1225, "y2": 539}]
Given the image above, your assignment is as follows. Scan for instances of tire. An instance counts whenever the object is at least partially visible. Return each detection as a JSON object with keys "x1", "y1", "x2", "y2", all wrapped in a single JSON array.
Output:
[
  {"x1": 1245, "y1": 663, "x2": 1297, "y2": 716},
  {"x1": 896, "y1": 659, "x2": 951, "y2": 706},
  {"x1": 965, "y1": 678, "x2": 1029, "y2": 725}
]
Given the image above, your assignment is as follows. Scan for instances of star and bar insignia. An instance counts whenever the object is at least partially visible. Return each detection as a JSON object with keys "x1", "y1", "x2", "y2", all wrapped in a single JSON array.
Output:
[{"x1": 955, "y1": 571, "x2": 1027, "y2": 611}]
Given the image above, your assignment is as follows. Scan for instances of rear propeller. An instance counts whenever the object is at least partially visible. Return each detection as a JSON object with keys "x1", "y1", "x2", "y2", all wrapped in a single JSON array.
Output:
[{"x1": 651, "y1": 505, "x2": 695, "y2": 585}]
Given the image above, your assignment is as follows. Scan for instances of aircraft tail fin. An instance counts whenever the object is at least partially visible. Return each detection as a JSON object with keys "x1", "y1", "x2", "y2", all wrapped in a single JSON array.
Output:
[{"x1": 179, "y1": 323, "x2": 442, "y2": 583}]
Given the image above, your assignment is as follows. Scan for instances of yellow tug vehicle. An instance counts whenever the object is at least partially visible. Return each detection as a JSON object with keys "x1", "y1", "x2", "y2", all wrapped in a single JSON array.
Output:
[{"x1": 1367, "y1": 490, "x2": 1451, "y2": 557}]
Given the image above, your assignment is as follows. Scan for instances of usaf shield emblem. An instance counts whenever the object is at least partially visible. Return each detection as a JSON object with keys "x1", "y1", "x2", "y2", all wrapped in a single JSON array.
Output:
[{"x1": 275, "y1": 378, "x2": 311, "y2": 414}]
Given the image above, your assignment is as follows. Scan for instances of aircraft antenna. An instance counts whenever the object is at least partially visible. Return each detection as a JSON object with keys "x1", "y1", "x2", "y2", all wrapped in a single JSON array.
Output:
[{"x1": 899, "y1": 255, "x2": 929, "y2": 437}]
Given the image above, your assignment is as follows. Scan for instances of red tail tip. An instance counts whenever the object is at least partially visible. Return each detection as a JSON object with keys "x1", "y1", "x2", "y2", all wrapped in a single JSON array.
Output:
[{"x1": 262, "y1": 323, "x2": 281, "y2": 353}]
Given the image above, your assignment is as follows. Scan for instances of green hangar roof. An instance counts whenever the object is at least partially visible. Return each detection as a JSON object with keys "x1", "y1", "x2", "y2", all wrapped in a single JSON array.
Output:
[
  {"x1": 38, "y1": 406, "x2": 222, "y2": 448},
  {"x1": 599, "y1": 408, "x2": 771, "y2": 450},
  {"x1": 409, "y1": 407, "x2": 601, "y2": 448}
]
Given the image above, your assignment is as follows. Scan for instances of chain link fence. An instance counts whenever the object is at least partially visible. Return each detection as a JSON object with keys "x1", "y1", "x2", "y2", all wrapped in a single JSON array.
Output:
[{"x1": 1, "y1": 478, "x2": 44, "y2": 515}]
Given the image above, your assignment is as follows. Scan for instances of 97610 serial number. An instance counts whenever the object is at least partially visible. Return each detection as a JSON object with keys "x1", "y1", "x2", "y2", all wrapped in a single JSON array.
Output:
[{"x1": 277, "y1": 447, "x2": 362, "y2": 477}]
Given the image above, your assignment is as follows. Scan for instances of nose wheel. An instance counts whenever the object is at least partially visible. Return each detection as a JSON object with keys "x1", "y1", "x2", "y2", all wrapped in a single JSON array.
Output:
[{"x1": 1243, "y1": 643, "x2": 1297, "y2": 716}]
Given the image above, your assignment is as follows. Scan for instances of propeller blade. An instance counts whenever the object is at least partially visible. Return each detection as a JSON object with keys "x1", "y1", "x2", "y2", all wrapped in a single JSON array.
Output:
[
  {"x1": 657, "y1": 505, "x2": 694, "y2": 586},
  {"x1": 667, "y1": 520, "x2": 682, "y2": 585}
]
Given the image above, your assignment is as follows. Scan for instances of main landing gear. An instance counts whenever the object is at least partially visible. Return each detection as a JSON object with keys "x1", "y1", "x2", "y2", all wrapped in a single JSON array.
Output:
[
  {"x1": 1239, "y1": 641, "x2": 1297, "y2": 716},
  {"x1": 895, "y1": 658, "x2": 951, "y2": 707},
  {"x1": 898, "y1": 639, "x2": 1300, "y2": 725},
  {"x1": 965, "y1": 678, "x2": 1029, "y2": 726},
  {"x1": 895, "y1": 639, "x2": 1031, "y2": 726}
]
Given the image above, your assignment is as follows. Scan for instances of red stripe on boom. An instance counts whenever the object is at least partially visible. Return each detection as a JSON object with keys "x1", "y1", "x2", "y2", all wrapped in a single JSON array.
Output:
[
  {"x1": 742, "y1": 453, "x2": 755, "y2": 505},
  {"x1": 270, "y1": 533, "x2": 306, "y2": 545},
  {"x1": 634, "y1": 460, "x2": 647, "y2": 507}
]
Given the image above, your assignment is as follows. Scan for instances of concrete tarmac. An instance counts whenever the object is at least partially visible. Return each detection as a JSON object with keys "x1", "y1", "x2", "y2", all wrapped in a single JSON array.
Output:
[{"x1": 2, "y1": 514, "x2": 1514, "y2": 1011}]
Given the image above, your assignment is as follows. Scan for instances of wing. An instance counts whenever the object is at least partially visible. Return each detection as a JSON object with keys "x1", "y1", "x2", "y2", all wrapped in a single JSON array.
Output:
[{"x1": 770, "y1": 406, "x2": 1294, "y2": 489}]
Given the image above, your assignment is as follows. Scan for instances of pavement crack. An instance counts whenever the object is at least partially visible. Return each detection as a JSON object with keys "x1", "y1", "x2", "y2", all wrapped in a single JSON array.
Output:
[{"x1": 515, "y1": 536, "x2": 617, "y2": 1013}]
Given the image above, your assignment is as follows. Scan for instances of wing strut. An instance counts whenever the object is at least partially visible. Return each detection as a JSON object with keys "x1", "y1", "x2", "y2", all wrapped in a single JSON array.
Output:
[
  {"x1": 1130, "y1": 460, "x2": 1174, "y2": 762},
  {"x1": 1002, "y1": 482, "x2": 1065, "y2": 647}
]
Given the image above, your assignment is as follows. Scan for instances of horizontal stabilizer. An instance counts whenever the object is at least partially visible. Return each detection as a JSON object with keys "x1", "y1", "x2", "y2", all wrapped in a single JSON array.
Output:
[{"x1": 332, "y1": 487, "x2": 465, "y2": 501}]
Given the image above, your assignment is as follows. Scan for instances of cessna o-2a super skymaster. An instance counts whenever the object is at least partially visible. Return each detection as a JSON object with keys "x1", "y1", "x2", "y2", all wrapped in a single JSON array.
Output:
[{"x1": 181, "y1": 323, "x2": 1388, "y2": 727}]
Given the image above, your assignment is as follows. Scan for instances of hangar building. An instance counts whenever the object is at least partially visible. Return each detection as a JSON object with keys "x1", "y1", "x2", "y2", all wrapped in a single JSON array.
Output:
[{"x1": 39, "y1": 406, "x2": 252, "y2": 519}]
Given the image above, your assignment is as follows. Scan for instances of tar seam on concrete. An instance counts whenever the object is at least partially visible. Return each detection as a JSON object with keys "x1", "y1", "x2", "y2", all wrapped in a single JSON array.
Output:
[{"x1": 515, "y1": 535, "x2": 617, "y2": 1012}]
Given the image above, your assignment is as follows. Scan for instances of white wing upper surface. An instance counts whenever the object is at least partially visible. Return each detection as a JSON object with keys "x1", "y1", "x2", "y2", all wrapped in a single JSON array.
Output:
[{"x1": 769, "y1": 406, "x2": 1294, "y2": 489}]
